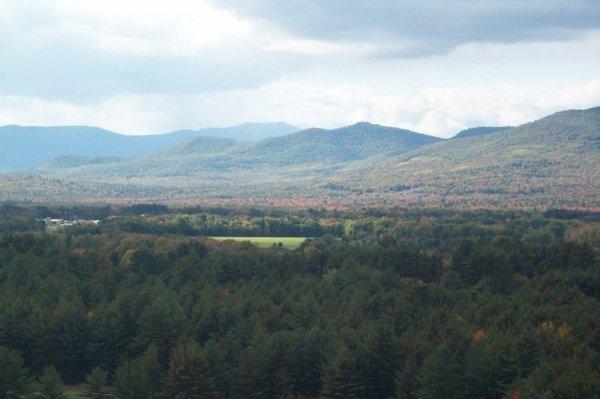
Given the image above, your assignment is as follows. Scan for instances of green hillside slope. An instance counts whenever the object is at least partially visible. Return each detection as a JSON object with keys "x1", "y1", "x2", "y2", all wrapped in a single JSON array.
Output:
[
  {"x1": 38, "y1": 122, "x2": 442, "y2": 180},
  {"x1": 1, "y1": 107, "x2": 598, "y2": 209},
  {"x1": 452, "y1": 126, "x2": 511, "y2": 139},
  {"x1": 328, "y1": 107, "x2": 600, "y2": 208},
  {"x1": 235, "y1": 122, "x2": 443, "y2": 166}
]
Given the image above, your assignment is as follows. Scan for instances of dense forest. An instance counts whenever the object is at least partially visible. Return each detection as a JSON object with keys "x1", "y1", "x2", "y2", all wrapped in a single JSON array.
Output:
[{"x1": 0, "y1": 203, "x2": 598, "y2": 398}]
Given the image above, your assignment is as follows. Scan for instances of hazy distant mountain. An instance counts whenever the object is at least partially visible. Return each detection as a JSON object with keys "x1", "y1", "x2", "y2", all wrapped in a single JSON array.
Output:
[
  {"x1": 0, "y1": 122, "x2": 298, "y2": 171},
  {"x1": 38, "y1": 122, "x2": 443, "y2": 181},
  {"x1": 40, "y1": 156, "x2": 129, "y2": 169},
  {"x1": 452, "y1": 126, "x2": 511, "y2": 139},
  {"x1": 171, "y1": 122, "x2": 298, "y2": 142}
]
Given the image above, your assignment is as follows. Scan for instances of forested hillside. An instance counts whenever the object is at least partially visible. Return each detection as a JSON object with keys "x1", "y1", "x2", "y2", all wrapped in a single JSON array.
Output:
[
  {"x1": 0, "y1": 205, "x2": 598, "y2": 398},
  {"x1": 329, "y1": 107, "x2": 600, "y2": 209},
  {"x1": 38, "y1": 122, "x2": 442, "y2": 178},
  {"x1": 234, "y1": 122, "x2": 442, "y2": 166},
  {"x1": 158, "y1": 137, "x2": 239, "y2": 156},
  {"x1": 1, "y1": 107, "x2": 598, "y2": 209},
  {"x1": 452, "y1": 126, "x2": 510, "y2": 139}
]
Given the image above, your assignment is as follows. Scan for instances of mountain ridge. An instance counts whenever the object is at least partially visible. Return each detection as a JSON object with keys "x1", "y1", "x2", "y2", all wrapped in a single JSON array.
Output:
[
  {"x1": 0, "y1": 122, "x2": 298, "y2": 171},
  {"x1": 326, "y1": 107, "x2": 599, "y2": 208},
  {"x1": 38, "y1": 122, "x2": 444, "y2": 180},
  {"x1": 1, "y1": 106, "x2": 598, "y2": 209}
]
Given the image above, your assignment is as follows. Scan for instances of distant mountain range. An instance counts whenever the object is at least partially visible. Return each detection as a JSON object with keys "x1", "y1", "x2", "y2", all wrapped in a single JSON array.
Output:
[
  {"x1": 33, "y1": 123, "x2": 442, "y2": 187},
  {"x1": 0, "y1": 107, "x2": 598, "y2": 209},
  {"x1": 0, "y1": 122, "x2": 298, "y2": 171}
]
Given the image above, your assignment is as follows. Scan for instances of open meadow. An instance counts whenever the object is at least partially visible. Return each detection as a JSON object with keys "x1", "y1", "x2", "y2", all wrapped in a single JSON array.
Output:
[{"x1": 209, "y1": 236, "x2": 308, "y2": 249}]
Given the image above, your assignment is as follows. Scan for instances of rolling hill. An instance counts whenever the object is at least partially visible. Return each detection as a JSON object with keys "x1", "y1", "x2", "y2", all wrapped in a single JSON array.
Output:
[
  {"x1": 328, "y1": 107, "x2": 600, "y2": 208},
  {"x1": 0, "y1": 122, "x2": 297, "y2": 171},
  {"x1": 38, "y1": 122, "x2": 443, "y2": 180},
  {"x1": 1, "y1": 106, "x2": 598, "y2": 209},
  {"x1": 234, "y1": 122, "x2": 443, "y2": 166}
]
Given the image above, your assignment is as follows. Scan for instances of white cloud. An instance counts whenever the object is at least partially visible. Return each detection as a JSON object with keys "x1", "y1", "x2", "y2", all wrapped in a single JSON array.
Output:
[
  {"x1": 416, "y1": 111, "x2": 467, "y2": 136},
  {"x1": 0, "y1": 94, "x2": 171, "y2": 133},
  {"x1": 0, "y1": 0, "x2": 598, "y2": 133},
  {"x1": 261, "y1": 38, "x2": 407, "y2": 57},
  {"x1": 2, "y1": 82, "x2": 599, "y2": 137},
  {"x1": 264, "y1": 39, "x2": 362, "y2": 55},
  {"x1": 2, "y1": 0, "x2": 255, "y2": 57}
]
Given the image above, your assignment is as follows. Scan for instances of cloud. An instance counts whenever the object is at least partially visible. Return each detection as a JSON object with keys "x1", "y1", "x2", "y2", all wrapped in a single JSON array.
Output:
[
  {"x1": 0, "y1": 0, "x2": 598, "y2": 132},
  {"x1": 213, "y1": 0, "x2": 600, "y2": 57},
  {"x1": 2, "y1": 0, "x2": 253, "y2": 56},
  {"x1": 262, "y1": 39, "x2": 378, "y2": 56},
  {"x1": 2, "y1": 82, "x2": 599, "y2": 137},
  {"x1": 1, "y1": 0, "x2": 399, "y2": 102},
  {"x1": 0, "y1": 0, "x2": 307, "y2": 101}
]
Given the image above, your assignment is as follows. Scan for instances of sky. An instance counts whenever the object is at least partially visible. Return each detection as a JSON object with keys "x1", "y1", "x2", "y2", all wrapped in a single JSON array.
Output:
[{"x1": 1, "y1": 0, "x2": 600, "y2": 137}]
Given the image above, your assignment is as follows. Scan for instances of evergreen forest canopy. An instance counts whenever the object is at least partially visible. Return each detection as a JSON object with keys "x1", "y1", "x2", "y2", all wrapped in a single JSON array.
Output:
[{"x1": 0, "y1": 203, "x2": 598, "y2": 398}]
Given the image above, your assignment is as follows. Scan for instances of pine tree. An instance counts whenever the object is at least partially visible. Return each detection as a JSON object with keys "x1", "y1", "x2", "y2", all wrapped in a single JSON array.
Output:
[
  {"x1": 322, "y1": 346, "x2": 366, "y2": 399},
  {"x1": 84, "y1": 367, "x2": 109, "y2": 399},
  {"x1": 167, "y1": 339, "x2": 217, "y2": 399},
  {"x1": 34, "y1": 366, "x2": 66, "y2": 399},
  {"x1": 114, "y1": 358, "x2": 152, "y2": 399},
  {"x1": 0, "y1": 346, "x2": 30, "y2": 399}
]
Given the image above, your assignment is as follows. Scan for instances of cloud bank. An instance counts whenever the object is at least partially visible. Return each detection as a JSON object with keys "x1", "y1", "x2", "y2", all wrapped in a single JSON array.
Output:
[
  {"x1": 214, "y1": 0, "x2": 600, "y2": 56},
  {"x1": 0, "y1": 0, "x2": 599, "y2": 136},
  {"x1": 2, "y1": 81, "x2": 599, "y2": 137}
]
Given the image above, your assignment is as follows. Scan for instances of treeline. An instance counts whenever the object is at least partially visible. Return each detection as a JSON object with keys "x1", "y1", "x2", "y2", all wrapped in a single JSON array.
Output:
[
  {"x1": 0, "y1": 210, "x2": 598, "y2": 398},
  {"x1": 100, "y1": 213, "x2": 336, "y2": 237},
  {"x1": 5, "y1": 201, "x2": 599, "y2": 221},
  {"x1": 4, "y1": 203, "x2": 597, "y2": 250}
]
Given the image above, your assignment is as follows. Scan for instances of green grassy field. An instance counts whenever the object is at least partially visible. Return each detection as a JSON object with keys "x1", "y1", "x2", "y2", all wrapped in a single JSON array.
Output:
[{"x1": 209, "y1": 236, "x2": 308, "y2": 249}]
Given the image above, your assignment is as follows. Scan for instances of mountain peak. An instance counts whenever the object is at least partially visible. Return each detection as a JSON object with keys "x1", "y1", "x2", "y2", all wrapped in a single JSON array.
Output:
[{"x1": 350, "y1": 121, "x2": 378, "y2": 127}]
